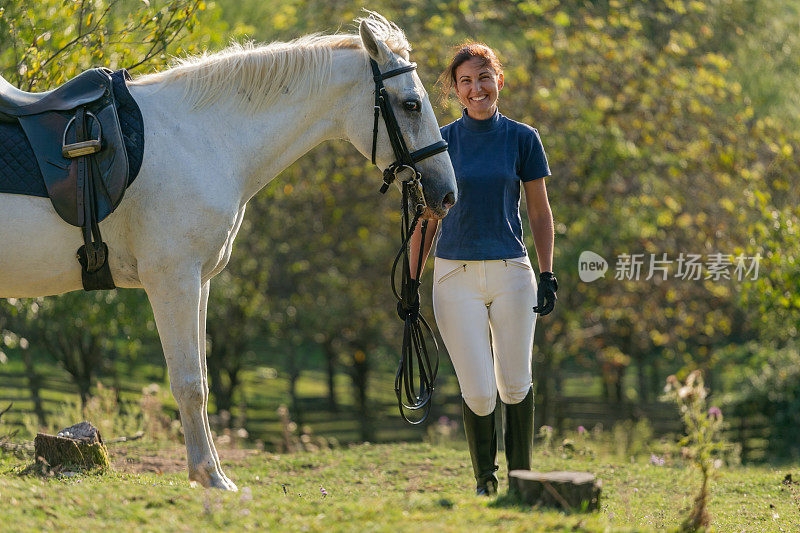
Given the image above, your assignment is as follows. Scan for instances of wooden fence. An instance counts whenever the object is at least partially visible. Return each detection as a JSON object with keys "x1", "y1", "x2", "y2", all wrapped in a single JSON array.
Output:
[
  {"x1": 0, "y1": 369, "x2": 774, "y2": 462},
  {"x1": 551, "y1": 395, "x2": 771, "y2": 462}
]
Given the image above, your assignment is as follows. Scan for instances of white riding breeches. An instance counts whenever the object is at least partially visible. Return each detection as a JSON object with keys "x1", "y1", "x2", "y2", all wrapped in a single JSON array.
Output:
[{"x1": 432, "y1": 256, "x2": 538, "y2": 416}]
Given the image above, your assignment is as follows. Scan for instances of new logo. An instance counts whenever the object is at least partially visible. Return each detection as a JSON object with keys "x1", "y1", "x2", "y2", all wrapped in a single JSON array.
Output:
[{"x1": 579, "y1": 251, "x2": 608, "y2": 282}]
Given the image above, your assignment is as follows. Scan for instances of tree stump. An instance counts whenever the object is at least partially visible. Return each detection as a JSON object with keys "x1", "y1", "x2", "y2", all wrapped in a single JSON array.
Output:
[
  {"x1": 34, "y1": 422, "x2": 110, "y2": 471},
  {"x1": 509, "y1": 470, "x2": 602, "y2": 511}
]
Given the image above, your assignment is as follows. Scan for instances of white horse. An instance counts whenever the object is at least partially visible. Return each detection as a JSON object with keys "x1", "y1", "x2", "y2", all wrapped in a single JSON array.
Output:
[{"x1": 0, "y1": 14, "x2": 456, "y2": 490}]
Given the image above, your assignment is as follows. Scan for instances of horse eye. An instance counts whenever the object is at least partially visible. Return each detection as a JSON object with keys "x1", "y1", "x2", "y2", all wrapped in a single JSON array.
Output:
[{"x1": 403, "y1": 100, "x2": 421, "y2": 112}]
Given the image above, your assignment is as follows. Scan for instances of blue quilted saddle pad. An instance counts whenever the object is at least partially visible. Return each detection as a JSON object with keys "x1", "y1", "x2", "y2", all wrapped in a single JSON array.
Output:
[{"x1": 0, "y1": 69, "x2": 144, "y2": 198}]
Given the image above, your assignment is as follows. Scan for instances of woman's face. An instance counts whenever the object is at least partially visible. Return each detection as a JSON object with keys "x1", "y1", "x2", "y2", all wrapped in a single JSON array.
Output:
[{"x1": 454, "y1": 57, "x2": 504, "y2": 121}]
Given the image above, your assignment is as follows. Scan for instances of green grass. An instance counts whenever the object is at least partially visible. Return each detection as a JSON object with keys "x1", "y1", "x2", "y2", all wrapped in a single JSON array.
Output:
[{"x1": 1, "y1": 441, "x2": 798, "y2": 532}]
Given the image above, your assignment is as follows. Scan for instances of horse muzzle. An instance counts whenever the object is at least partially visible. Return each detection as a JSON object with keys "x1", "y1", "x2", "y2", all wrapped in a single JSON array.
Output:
[
  {"x1": 419, "y1": 172, "x2": 457, "y2": 220},
  {"x1": 421, "y1": 190, "x2": 455, "y2": 220}
]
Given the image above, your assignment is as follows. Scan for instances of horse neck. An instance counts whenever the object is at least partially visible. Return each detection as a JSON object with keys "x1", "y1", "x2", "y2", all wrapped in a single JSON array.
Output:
[{"x1": 131, "y1": 50, "x2": 371, "y2": 205}]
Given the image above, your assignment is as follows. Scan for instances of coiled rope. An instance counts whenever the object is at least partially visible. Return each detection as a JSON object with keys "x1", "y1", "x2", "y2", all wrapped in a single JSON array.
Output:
[{"x1": 391, "y1": 182, "x2": 439, "y2": 425}]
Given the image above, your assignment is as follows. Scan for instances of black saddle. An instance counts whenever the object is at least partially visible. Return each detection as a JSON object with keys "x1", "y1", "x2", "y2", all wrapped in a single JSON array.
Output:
[
  {"x1": 0, "y1": 69, "x2": 110, "y2": 118},
  {"x1": 0, "y1": 68, "x2": 144, "y2": 290}
]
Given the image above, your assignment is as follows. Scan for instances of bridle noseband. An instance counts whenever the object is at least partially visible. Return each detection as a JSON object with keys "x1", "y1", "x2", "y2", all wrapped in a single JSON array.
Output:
[
  {"x1": 369, "y1": 57, "x2": 448, "y2": 425},
  {"x1": 369, "y1": 58, "x2": 448, "y2": 214}
]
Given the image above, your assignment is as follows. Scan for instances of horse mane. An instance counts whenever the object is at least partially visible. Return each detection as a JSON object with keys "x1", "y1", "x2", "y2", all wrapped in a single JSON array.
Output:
[{"x1": 131, "y1": 12, "x2": 411, "y2": 112}]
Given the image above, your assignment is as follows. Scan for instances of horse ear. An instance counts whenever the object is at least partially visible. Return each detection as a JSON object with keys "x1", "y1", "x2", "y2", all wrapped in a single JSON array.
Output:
[{"x1": 359, "y1": 19, "x2": 392, "y2": 64}]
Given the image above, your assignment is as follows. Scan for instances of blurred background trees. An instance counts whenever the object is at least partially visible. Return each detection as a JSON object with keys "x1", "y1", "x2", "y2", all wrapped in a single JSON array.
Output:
[{"x1": 1, "y1": 0, "x2": 799, "y2": 458}]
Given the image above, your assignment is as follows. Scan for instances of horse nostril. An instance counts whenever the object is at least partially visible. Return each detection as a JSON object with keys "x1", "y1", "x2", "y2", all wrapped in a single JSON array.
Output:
[{"x1": 442, "y1": 191, "x2": 455, "y2": 209}]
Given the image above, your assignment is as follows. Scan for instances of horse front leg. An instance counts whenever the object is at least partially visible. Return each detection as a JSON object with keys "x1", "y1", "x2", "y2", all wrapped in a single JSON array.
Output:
[
  {"x1": 142, "y1": 267, "x2": 237, "y2": 490},
  {"x1": 199, "y1": 279, "x2": 237, "y2": 489}
]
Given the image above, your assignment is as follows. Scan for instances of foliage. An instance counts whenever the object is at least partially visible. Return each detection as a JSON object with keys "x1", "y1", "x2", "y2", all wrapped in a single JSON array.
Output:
[
  {"x1": 139, "y1": 383, "x2": 183, "y2": 442},
  {"x1": 729, "y1": 345, "x2": 800, "y2": 460},
  {"x1": 0, "y1": 0, "x2": 219, "y2": 87},
  {"x1": 0, "y1": 402, "x2": 29, "y2": 458},
  {"x1": 200, "y1": 0, "x2": 782, "y2": 428}
]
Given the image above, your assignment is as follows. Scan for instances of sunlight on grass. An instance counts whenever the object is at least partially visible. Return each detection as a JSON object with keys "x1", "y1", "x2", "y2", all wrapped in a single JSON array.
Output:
[{"x1": 1, "y1": 440, "x2": 798, "y2": 531}]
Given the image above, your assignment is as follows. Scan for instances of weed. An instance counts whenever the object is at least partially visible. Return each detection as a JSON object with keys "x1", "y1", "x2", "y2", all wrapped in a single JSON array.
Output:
[
  {"x1": 611, "y1": 419, "x2": 654, "y2": 461},
  {"x1": 0, "y1": 402, "x2": 31, "y2": 458},
  {"x1": 424, "y1": 415, "x2": 460, "y2": 447},
  {"x1": 663, "y1": 370, "x2": 727, "y2": 532},
  {"x1": 538, "y1": 424, "x2": 554, "y2": 452},
  {"x1": 274, "y1": 405, "x2": 335, "y2": 453},
  {"x1": 139, "y1": 383, "x2": 182, "y2": 442}
]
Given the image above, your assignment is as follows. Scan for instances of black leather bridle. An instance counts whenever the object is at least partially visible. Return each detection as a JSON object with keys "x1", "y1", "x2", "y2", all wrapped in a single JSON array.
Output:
[
  {"x1": 369, "y1": 58, "x2": 448, "y2": 212},
  {"x1": 369, "y1": 57, "x2": 447, "y2": 424}
]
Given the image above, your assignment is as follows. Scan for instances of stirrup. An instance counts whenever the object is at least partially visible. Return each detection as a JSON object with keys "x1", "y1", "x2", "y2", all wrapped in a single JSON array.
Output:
[{"x1": 77, "y1": 242, "x2": 115, "y2": 291}]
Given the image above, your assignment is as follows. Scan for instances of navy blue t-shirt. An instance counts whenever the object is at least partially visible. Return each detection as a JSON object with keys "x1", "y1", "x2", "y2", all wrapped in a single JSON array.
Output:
[{"x1": 435, "y1": 109, "x2": 551, "y2": 260}]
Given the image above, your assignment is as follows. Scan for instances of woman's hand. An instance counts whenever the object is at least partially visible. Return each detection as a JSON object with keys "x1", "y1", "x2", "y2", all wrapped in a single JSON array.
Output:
[
  {"x1": 533, "y1": 271, "x2": 558, "y2": 315},
  {"x1": 397, "y1": 278, "x2": 421, "y2": 321}
]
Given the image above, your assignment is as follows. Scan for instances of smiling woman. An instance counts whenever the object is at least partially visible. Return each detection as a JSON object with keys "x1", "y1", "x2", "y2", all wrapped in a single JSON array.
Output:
[{"x1": 409, "y1": 42, "x2": 558, "y2": 496}]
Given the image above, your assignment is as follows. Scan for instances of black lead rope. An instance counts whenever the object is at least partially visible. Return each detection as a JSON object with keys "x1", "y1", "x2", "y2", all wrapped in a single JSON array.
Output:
[
  {"x1": 391, "y1": 183, "x2": 439, "y2": 425},
  {"x1": 366, "y1": 57, "x2": 446, "y2": 424}
]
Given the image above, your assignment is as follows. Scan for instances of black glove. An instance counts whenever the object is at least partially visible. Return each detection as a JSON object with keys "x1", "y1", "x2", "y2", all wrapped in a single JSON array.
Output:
[
  {"x1": 397, "y1": 278, "x2": 421, "y2": 322},
  {"x1": 533, "y1": 271, "x2": 558, "y2": 316}
]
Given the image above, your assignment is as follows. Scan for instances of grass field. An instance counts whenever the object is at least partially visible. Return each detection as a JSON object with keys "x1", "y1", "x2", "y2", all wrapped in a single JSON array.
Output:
[{"x1": 1, "y1": 440, "x2": 798, "y2": 532}]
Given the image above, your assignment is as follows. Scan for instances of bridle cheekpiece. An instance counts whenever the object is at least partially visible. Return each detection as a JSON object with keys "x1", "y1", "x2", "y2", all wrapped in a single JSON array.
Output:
[{"x1": 369, "y1": 58, "x2": 448, "y2": 215}]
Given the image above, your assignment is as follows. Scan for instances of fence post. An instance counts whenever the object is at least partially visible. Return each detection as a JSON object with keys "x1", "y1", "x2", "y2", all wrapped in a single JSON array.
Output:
[{"x1": 739, "y1": 416, "x2": 748, "y2": 463}]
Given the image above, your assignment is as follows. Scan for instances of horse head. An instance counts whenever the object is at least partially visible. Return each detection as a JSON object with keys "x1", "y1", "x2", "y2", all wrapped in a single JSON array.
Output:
[{"x1": 346, "y1": 14, "x2": 457, "y2": 219}]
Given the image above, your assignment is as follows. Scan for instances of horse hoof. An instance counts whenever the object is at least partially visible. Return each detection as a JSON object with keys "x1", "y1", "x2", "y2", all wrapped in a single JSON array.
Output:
[
  {"x1": 190, "y1": 467, "x2": 238, "y2": 491},
  {"x1": 215, "y1": 474, "x2": 238, "y2": 492}
]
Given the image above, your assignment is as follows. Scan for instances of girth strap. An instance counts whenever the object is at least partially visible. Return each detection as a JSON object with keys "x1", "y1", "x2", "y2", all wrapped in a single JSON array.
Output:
[{"x1": 69, "y1": 105, "x2": 115, "y2": 290}]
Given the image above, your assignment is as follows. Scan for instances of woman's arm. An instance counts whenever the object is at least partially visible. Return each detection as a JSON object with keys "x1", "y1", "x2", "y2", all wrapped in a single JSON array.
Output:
[
  {"x1": 523, "y1": 178, "x2": 553, "y2": 273},
  {"x1": 408, "y1": 218, "x2": 440, "y2": 280}
]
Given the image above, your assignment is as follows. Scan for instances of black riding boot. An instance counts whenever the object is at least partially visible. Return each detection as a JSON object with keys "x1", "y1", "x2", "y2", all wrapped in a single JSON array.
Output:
[
  {"x1": 462, "y1": 399, "x2": 499, "y2": 496},
  {"x1": 503, "y1": 387, "x2": 534, "y2": 476}
]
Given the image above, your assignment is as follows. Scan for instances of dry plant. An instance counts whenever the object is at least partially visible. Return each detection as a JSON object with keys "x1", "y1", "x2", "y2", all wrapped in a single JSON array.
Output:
[
  {"x1": 274, "y1": 405, "x2": 336, "y2": 453},
  {"x1": 139, "y1": 383, "x2": 182, "y2": 442},
  {"x1": 0, "y1": 403, "x2": 32, "y2": 457},
  {"x1": 663, "y1": 370, "x2": 727, "y2": 532}
]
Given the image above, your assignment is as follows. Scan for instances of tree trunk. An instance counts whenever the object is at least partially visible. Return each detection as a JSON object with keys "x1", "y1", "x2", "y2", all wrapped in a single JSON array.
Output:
[
  {"x1": 22, "y1": 349, "x2": 47, "y2": 428},
  {"x1": 351, "y1": 350, "x2": 372, "y2": 442},
  {"x1": 650, "y1": 354, "x2": 662, "y2": 402},
  {"x1": 614, "y1": 366, "x2": 624, "y2": 404},
  {"x1": 636, "y1": 352, "x2": 649, "y2": 403},
  {"x1": 553, "y1": 363, "x2": 564, "y2": 433},
  {"x1": 287, "y1": 347, "x2": 303, "y2": 427},
  {"x1": 208, "y1": 363, "x2": 232, "y2": 416},
  {"x1": 509, "y1": 471, "x2": 602, "y2": 511},
  {"x1": 323, "y1": 340, "x2": 338, "y2": 413},
  {"x1": 44, "y1": 331, "x2": 96, "y2": 411},
  {"x1": 206, "y1": 336, "x2": 246, "y2": 422},
  {"x1": 534, "y1": 347, "x2": 551, "y2": 430},
  {"x1": 35, "y1": 422, "x2": 110, "y2": 471}
]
